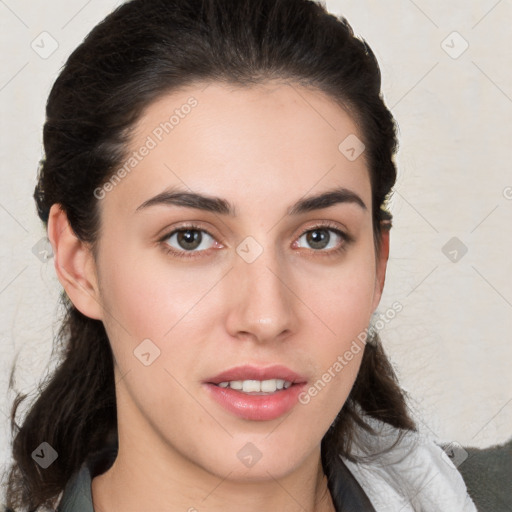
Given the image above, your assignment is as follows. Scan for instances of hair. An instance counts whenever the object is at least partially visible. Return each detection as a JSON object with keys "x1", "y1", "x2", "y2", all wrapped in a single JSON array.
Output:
[{"x1": 4, "y1": 0, "x2": 416, "y2": 509}]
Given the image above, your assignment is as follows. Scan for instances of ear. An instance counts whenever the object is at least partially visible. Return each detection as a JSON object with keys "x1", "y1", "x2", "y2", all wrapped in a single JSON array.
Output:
[
  {"x1": 47, "y1": 204, "x2": 104, "y2": 320},
  {"x1": 371, "y1": 223, "x2": 390, "y2": 312}
]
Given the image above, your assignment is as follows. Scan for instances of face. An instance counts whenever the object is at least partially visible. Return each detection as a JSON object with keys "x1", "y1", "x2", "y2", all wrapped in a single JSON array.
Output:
[{"x1": 59, "y1": 81, "x2": 387, "y2": 482}]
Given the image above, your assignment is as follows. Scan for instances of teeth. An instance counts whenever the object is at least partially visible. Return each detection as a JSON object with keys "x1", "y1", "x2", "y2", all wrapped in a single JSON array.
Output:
[{"x1": 216, "y1": 379, "x2": 293, "y2": 393}]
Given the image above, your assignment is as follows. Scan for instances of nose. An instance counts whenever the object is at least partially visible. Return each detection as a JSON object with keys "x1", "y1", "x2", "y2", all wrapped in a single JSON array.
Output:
[{"x1": 224, "y1": 245, "x2": 298, "y2": 344}]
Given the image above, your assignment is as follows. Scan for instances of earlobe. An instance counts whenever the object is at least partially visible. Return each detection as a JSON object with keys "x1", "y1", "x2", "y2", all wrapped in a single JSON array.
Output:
[
  {"x1": 47, "y1": 204, "x2": 104, "y2": 320},
  {"x1": 371, "y1": 226, "x2": 390, "y2": 312}
]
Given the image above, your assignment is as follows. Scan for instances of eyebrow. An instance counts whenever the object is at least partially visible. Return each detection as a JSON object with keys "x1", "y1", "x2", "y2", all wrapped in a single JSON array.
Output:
[{"x1": 135, "y1": 186, "x2": 367, "y2": 216}]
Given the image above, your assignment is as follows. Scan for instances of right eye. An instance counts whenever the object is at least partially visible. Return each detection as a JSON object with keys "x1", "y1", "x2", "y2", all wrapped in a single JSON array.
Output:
[{"x1": 160, "y1": 224, "x2": 220, "y2": 259}]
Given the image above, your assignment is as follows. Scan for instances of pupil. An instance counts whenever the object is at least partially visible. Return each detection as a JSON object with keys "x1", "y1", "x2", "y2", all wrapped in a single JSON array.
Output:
[
  {"x1": 309, "y1": 229, "x2": 329, "y2": 249},
  {"x1": 179, "y1": 230, "x2": 201, "y2": 249}
]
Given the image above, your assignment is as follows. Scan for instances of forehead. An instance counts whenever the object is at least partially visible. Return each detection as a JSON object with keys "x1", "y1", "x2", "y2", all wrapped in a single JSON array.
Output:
[{"x1": 100, "y1": 80, "x2": 371, "y2": 218}]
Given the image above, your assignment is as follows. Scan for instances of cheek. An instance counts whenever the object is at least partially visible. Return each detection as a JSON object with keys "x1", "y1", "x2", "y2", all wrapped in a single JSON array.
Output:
[
  {"x1": 292, "y1": 244, "x2": 376, "y2": 403},
  {"x1": 293, "y1": 276, "x2": 371, "y2": 425},
  {"x1": 98, "y1": 244, "x2": 207, "y2": 338},
  {"x1": 96, "y1": 244, "x2": 228, "y2": 388},
  {"x1": 96, "y1": 250, "x2": 210, "y2": 415},
  {"x1": 296, "y1": 249, "x2": 376, "y2": 342},
  {"x1": 300, "y1": 273, "x2": 372, "y2": 380}
]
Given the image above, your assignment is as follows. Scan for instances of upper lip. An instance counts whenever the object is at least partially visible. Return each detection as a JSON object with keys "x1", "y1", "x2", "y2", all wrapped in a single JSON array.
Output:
[{"x1": 205, "y1": 364, "x2": 308, "y2": 385}]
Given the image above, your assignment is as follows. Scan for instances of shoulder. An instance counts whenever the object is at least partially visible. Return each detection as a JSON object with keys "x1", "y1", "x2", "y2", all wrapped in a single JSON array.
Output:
[
  {"x1": 55, "y1": 463, "x2": 94, "y2": 512},
  {"x1": 340, "y1": 416, "x2": 478, "y2": 512},
  {"x1": 455, "y1": 438, "x2": 512, "y2": 511},
  {"x1": 55, "y1": 439, "x2": 117, "y2": 512}
]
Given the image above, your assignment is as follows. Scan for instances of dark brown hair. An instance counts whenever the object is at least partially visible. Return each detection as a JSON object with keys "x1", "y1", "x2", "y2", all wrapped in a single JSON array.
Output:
[{"x1": 4, "y1": 0, "x2": 416, "y2": 509}]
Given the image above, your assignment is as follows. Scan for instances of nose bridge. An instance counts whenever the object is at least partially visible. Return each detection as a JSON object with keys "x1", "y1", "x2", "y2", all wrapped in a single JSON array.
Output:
[{"x1": 226, "y1": 235, "x2": 296, "y2": 341}]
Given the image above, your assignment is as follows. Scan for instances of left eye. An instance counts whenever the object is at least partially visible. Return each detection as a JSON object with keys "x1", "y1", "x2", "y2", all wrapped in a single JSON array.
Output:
[{"x1": 295, "y1": 227, "x2": 346, "y2": 251}]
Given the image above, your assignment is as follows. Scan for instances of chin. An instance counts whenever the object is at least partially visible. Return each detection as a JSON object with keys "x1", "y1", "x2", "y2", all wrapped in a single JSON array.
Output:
[{"x1": 199, "y1": 441, "x2": 310, "y2": 482}]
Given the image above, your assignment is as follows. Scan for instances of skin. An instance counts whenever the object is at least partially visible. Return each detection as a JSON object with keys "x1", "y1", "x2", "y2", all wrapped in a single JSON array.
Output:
[{"x1": 48, "y1": 80, "x2": 389, "y2": 512}]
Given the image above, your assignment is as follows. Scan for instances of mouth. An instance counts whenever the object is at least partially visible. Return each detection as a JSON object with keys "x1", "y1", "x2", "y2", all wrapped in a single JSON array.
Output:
[{"x1": 203, "y1": 364, "x2": 308, "y2": 420}]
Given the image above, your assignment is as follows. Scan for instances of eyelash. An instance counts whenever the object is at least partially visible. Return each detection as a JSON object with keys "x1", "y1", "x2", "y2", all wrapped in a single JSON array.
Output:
[{"x1": 159, "y1": 221, "x2": 352, "y2": 260}]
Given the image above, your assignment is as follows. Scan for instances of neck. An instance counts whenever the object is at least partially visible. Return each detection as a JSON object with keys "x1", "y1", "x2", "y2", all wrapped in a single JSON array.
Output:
[{"x1": 91, "y1": 438, "x2": 335, "y2": 512}]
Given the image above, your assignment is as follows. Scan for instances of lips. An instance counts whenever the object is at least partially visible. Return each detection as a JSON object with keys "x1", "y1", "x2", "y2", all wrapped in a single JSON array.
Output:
[
  {"x1": 205, "y1": 364, "x2": 308, "y2": 386},
  {"x1": 203, "y1": 364, "x2": 309, "y2": 420}
]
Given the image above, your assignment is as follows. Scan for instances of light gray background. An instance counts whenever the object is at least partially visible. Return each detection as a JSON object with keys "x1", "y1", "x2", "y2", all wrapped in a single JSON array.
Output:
[{"x1": 1, "y1": 0, "x2": 511, "y2": 493}]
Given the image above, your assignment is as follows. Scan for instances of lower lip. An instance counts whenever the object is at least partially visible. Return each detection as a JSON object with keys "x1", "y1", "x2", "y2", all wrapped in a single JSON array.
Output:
[{"x1": 203, "y1": 383, "x2": 307, "y2": 421}]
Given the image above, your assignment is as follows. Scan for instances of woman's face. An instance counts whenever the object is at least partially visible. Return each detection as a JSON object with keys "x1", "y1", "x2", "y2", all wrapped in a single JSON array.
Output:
[{"x1": 80, "y1": 81, "x2": 387, "y2": 480}]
